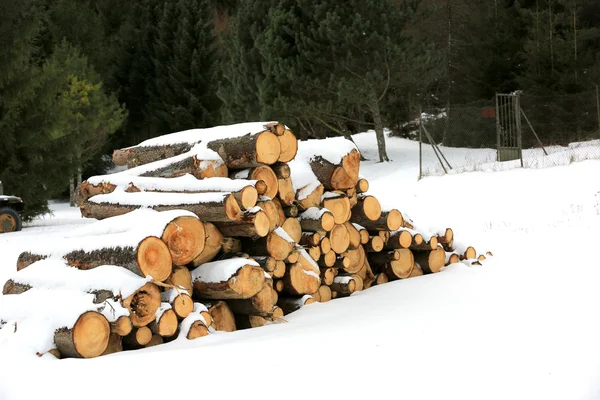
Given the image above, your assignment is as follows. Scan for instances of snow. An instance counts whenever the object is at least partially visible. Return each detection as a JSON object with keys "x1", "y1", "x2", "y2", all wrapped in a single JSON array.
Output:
[
  {"x1": 273, "y1": 227, "x2": 294, "y2": 243},
  {"x1": 88, "y1": 174, "x2": 259, "y2": 193},
  {"x1": 161, "y1": 288, "x2": 191, "y2": 303},
  {"x1": 155, "y1": 303, "x2": 172, "y2": 321},
  {"x1": 2, "y1": 131, "x2": 600, "y2": 399},
  {"x1": 90, "y1": 190, "x2": 229, "y2": 206},
  {"x1": 333, "y1": 275, "x2": 353, "y2": 284},
  {"x1": 190, "y1": 257, "x2": 260, "y2": 284}
]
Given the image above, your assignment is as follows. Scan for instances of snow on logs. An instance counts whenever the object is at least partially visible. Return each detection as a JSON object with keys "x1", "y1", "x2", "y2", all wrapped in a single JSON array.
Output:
[{"x1": 2, "y1": 121, "x2": 485, "y2": 358}]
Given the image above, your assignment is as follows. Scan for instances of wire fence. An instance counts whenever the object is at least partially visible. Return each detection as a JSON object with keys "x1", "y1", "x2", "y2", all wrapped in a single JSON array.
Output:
[{"x1": 419, "y1": 89, "x2": 600, "y2": 178}]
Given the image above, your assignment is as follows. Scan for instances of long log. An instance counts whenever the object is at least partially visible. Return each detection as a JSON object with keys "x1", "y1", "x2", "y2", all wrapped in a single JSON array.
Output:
[
  {"x1": 54, "y1": 311, "x2": 110, "y2": 358},
  {"x1": 414, "y1": 246, "x2": 446, "y2": 274},
  {"x1": 232, "y1": 166, "x2": 278, "y2": 200},
  {"x1": 350, "y1": 194, "x2": 382, "y2": 225},
  {"x1": 207, "y1": 130, "x2": 281, "y2": 168},
  {"x1": 80, "y1": 192, "x2": 242, "y2": 223},
  {"x1": 354, "y1": 209, "x2": 403, "y2": 231},
  {"x1": 191, "y1": 257, "x2": 265, "y2": 299},
  {"x1": 322, "y1": 192, "x2": 351, "y2": 224},
  {"x1": 16, "y1": 237, "x2": 173, "y2": 282},
  {"x1": 212, "y1": 208, "x2": 270, "y2": 238},
  {"x1": 299, "y1": 207, "x2": 335, "y2": 232},
  {"x1": 239, "y1": 228, "x2": 295, "y2": 261},
  {"x1": 113, "y1": 142, "x2": 197, "y2": 168},
  {"x1": 309, "y1": 148, "x2": 360, "y2": 190}
]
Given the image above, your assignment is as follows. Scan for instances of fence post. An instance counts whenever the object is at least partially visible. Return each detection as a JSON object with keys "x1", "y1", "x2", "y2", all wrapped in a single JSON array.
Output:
[
  {"x1": 418, "y1": 106, "x2": 423, "y2": 180},
  {"x1": 596, "y1": 84, "x2": 600, "y2": 138}
]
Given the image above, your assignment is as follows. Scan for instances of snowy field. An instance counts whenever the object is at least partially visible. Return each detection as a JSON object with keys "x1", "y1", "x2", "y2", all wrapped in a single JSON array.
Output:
[{"x1": 2, "y1": 131, "x2": 600, "y2": 399}]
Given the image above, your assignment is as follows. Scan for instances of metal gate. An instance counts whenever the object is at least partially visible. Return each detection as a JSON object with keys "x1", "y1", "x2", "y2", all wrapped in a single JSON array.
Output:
[{"x1": 496, "y1": 93, "x2": 523, "y2": 164}]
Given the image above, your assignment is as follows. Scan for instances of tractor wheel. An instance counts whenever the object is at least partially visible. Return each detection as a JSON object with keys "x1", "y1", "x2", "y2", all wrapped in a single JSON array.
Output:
[{"x1": 0, "y1": 207, "x2": 22, "y2": 233}]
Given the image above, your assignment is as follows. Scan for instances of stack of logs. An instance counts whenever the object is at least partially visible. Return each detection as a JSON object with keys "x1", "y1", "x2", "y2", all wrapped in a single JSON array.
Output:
[{"x1": 1, "y1": 121, "x2": 489, "y2": 359}]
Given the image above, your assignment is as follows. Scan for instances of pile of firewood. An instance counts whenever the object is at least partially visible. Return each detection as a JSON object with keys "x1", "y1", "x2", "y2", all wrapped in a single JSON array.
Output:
[{"x1": 0, "y1": 121, "x2": 489, "y2": 359}]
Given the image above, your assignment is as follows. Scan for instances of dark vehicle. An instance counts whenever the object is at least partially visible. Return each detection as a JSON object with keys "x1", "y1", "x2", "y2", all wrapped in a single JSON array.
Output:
[{"x1": 0, "y1": 180, "x2": 24, "y2": 233}]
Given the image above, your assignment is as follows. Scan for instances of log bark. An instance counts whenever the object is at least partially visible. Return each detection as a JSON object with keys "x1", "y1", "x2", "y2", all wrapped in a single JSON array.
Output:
[
  {"x1": 148, "y1": 307, "x2": 179, "y2": 337},
  {"x1": 272, "y1": 163, "x2": 291, "y2": 179},
  {"x1": 207, "y1": 130, "x2": 281, "y2": 168},
  {"x1": 161, "y1": 216, "x2": 205, "y2": 266},
  {"x1": 299, "y1": 232, "x2": 322, "y2": 247},
  {"x1": 409, "y1": 264, "x2": 424, "y2": 277},
  {"x1": 282, "y1": 262, "x2": 321, "y2": 296},
  {"x1": 203, "y1": 301, "x2": 236, "y2": 332},
  {"x1": 374, "y1": 273, "x2": 389, "y2": 286},
  {"x1": 17, "y1": 236, "x2": 173, "y2": 282},
  {"x1": 356, "y1": 259, "x2": 376, "y2": 289},
  {"x1": 54, "y1": 311, "x2": 110, "y2": 358},
  {"x1": 310, "y1": 148, "x2": 360, "y2": 190},
  {"x1": 299, "y1": 207, "x2": 335, "y2": 232},
  {"x1": 192, "y1": 259, "x2": 265, "y2": 299},
  {"x1": 322, "y1": 192, "x2": 351, "y2": 224},
  {"x1": 226, "y1": 280, "x2": 276, "y2": 316},
  {"x1": 102, "y1": 333, "x2": 123, "y2": 356},
  {"x1": 329, "y1": 224, "x2": 350, "y2": 254},
  {"x1": 296, "y1": 183, "x2": 324, "y2": 211},
  {"x1": 239, "y1": 228, "x2": 295, "y2": 261},
  {"x1": 80, "y1": 192, "x2": 242, "y2": 223},
  {"x1": 383, "y1": 229, "x2": 413, "y2": 250},
  {"x1": 414, "y1": 246, "x2": 446, "y2": 274},
  {"x1": 212, "y1": 208, "x2": 270, "y2": 238},
  {"x1": 112, "y1": 142, "x2": 197, "y2": 168},
  {"x1": 330, "y1": 276, "x2": 357, "y2": 295},
  {"x1": 283, "y1": 205, "x2": 299, "y2": 218},
  {"x1": 277, "y1": 129, "x2": 298, "y2": 162},
  {"x1": 350, "y1": 194, "x2": 382, "y2": 225},
  {"x1": 409, "y1": 234, "x2": 438, "y2": 251},
  {"x1": 138, "y1": 154, "x2": 228, "y2": 180},
  {"x1": 277, "y1": 295, "x2": 315, "y2": 315},
  {"x1": 145, "y1": 335, "x2": 164, "y2": 347}
]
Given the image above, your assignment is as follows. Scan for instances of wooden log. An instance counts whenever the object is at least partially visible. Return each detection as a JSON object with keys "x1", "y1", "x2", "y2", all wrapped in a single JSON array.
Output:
[
  {"x1": 121, "y1": 283, "x2": 162, "y2": 327},
  {"x1": 299, "y1": 207, "x2": 335, "y2": 232},
  {"x1": 283, "y1": 205, "x2": 299, "y2": 218},
  {"x1": 102, "y1": 334, "x2": 123, "y2": 356},
  {"x1": 350, "y1": 194, "x2": 382, "y2": 225},
  {"x1": 286, "y1": 251, "x2": 300, "y2": 264},
  {"x1": 296, "y1": 183, "x2": 324, "y2": 210},
  {"x1": 354, "y1": 209, "x2": 403, "y2": 232},
  {"x1": 446, "y1": 252, "x2": 460, "y2": 265},
  {"x1": 252, "y1": 256, "x2": 277, "y2": 273},
  {"x1": 378, "y1": 230, "x2": 390, "y2": 245},
  {"x1": 271, "y1": 198, "x2": 287, "y2": 224},
  {"x1": 344, "y1": 222, "x2": 361, "y2": 250},
  {"x1": 203, "y1": 301, "x2": 236, "y2": 332},
  {"x1": 310, "y1": 148, "x2": 360, "y2": 190},
  {"x1": 190, "y1": 222, "x2": 223, "y2": 266},
  {"x1": 240, "y1": 228, "x2": 295, "y2": 261},
  {"x1": 365, "y1": 236, "x2": 384, "y2": 253},
  {"x1": 311, "y1": 285, "x2": 332, "y2": 302},
  {"x1": 346, "y1": 187, "x2": 358, "y2": 208},
  {"x1": 329, "y1": 224, "x2": 350, "y2": 254},
  {"x1": 320, "y1": 237, "x2": 331, "y2": 254},
  {"x1": 112, "y1": 142, "x2": 197, "y2": 168},
  {"x1": 161, "y1": 289, "x2": 194, "y2": 319},
  {"x1": 373, "y1": 273, "x2": 389, "y2": 286},
  {"x1": 277, "y1": 175, "x2": 295, "y2": 206},
  {"x1": 318, "y1": 250, "x2": 336, "y2": 267},
  {"x1": 322, "y1": 192, "x2": 351, "y2": 224},
  {"x1": 354, "y1": 224, "x2": 370, "y2": 245},
  {"x1": 414, "y1": 246, "x2": 446, "y2": 274},
  {"x1": 256, "y1": 198, "x2": 281, "y2": 232},
  {"x1": 54, "y1": 311, "x2": 110, "y2": 358},
  {"x1": 383, "y1": 229, "x2": 413, "y2": 250},
  {"x1": 148, "y1": 305, "x2": 179, "y2": 337},
  {"x1": 207, "y1": 130, "x2": 281, "y2": 169},
  {"x1": 266, "y1": 122, "x2": 287, "y2": 136},
  {"x1": 278, "y1": 129, "x2": 298, "y2": 162},
  {"x1": 320, "y1": 267, "x2": 336, "y2": 285},
  {"x1": 299, "y1": 232, "x2": 322, "y2": 247},
  {"x1": 232, "y1": 166, "x2": 278, "y2": 200},
  {"x1": 355, "y1": 178, "x2": 369, "y2": 193},
  {"x1": 17, "y1": 237, "x2": 173, "y2": 282},
  {"x1": 307, "y1": 246, "x2": 321, "y2": 262},
  {"x1": 282, "y1": 262, "x2": 321, "y2": 296},
  {"x1": 282, "y1": 217, "x2": 302, "y2": 243},
  {"x1": 212, "y1": 208, "x2": 270, "y2": 238},
  {"x1": 110, "y1": 316, "x2": 133, "y2": 337},
  {"x1": 167, "y1": 265, "x2": 193, "y2": 292},
  {"x1": 410, "y1": 234, "x2": 438, "y2": 251},
  {"x1": 227, "y1": 280, "x2": 276, "y2": 316},
  {"x1": 273, "y1": 260, "x2": 286, "y2": 279},
  {"x1": 357, "y1": 259, "x2": 376, "y2": 289},
  {"x1": 145, "y1": 335, "x2": 164, "y2": 347},
  {"x1": 409, "y1": 264, "x2": 424, "y2": 277},
  {"x1": 341, "y1": 245, "x2": 366, "y2": 274},
  {"x1": 272, "y1": 163, "x2": 291, "y2": 179},
  {"x1": 277, "y1": 295, "x2": 315, "y2": 315},
  {"x1": 274, "y1": 279, "x2": 285, "y2": 293},
  {"x1": 161, "y1": 216, "x2": 206, "y2": 268},
  {"x1": 135, "y1": 155, "x2": 228, "y2": 180},
  {"x1": 460, "y1": 246, "x2": 477, "y2": 260},
  {"x1": 186, "y1": 321, "x2": 210, "y2": 340},
  {"x1": 191, "y1": 257, "x2": 265, "y2": 299},
  {"x1": 382, "y1": 249, "x2": 415, "y2": 280},
  {"x1": 330, "y1": 276, "x2": 357, "y2": 295}
]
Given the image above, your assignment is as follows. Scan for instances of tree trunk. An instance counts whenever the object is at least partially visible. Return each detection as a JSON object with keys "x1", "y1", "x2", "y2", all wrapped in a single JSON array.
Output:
[{"x1": 371, "y1": 100, "x2": 389, "y2": 162}]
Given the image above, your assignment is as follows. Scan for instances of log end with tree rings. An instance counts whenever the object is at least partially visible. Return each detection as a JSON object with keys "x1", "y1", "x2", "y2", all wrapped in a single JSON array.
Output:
[
  {"x1": 464, "y1": 246, "x2": 477, "y2": 260},
  {"x1": 277, "y1": 129, "x2": 298, "y2": 162},
  {"x1": 320, "y1": 237, "x2": 331, "y2": 254},
  {"x1": 110, "y1": 316, "x2": 133, "y2": 336},
  {"x1": 416, "y1": 247, "x2": 446, "y2": 274},
  {"x1": 385, "y1": 249, "x2": 415, "y2": 279},
  {"x1": 237, "y1": 186, "x2": 259, "y2": 210},
  {"x1": 282, "y1": 217, "x2": 302, "y2": 243},
  {"x1": 252, "y1": 210, "x2": 271, "y2": 238},
  {"x1": 224, "y1": 193, "x2": 243, "y2": 221},
  {"x1": 429, "y1": 236, "x2": 439, "y2": 250},
  {"x1": 167, "y1": 265, "x2": 193, "y2": 292},
  {"x1": 156, "y1": 309, "x2": 179, "y2": 337},
  {"x1": 54, "y1": 311, "x2": 110, "y2": 359},
  {"x1": 122, "y1": 283, "x2": 162, "y2": 327},
  {"x1": 255, "y1": 131, "x2": 282, "y2": 165},
  {"x1": 329, "y1": 224, "x2": 350, "y2": 254},
  {"x1": 320, "y1": 211, "x2": 335, "y2": 231},
  {"x1": 161, "y1": 216, "x2": 206, "y2": 266},
  {"x1": 255, "y1": 180, "x2": 268, "y2": 196},
  {"x1": 323, "y1": 195, "x2": 351, "y2": 224},
  {"x1": 193, "y1": 158, "x2": 229, "y2": 179},
  {"x1": 207, "y1": 301, "x2": 237, "y2": 332},
  {"x1": 171, "y1": 293, "x2": 194, "y2": 319},
  {"x1": 257, "y1": 200, "x2": 280, "y2": 232},
  {"x1": 136, "y1": 236, "x2": 173, "y2": 282},
  {"x1": 356, "y1": 178, "x2": 369, "y2": 193},
  {"x1": 386, "y1": 209, "x2": 404, "y2": 231},
  {"x1": 187, "y1": 321, "x2": 210, "y2": 340},
  {"x1": 360, "y1": 195, "x2": 382, "y2": 221},
  {"x1": 330, "y1": 149, "x2": 360, "y2": 189}
]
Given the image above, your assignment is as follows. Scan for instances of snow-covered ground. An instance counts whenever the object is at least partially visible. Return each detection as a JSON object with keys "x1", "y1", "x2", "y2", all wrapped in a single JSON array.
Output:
[{"x1": 2, "y1": 132, "x2": 600, "y2": 400}]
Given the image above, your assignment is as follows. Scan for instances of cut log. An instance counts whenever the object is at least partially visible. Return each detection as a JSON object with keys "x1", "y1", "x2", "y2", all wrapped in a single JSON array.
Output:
[
  {"x1": 121, "y1": 283, "x2": 162, "y2": 327},
  {"x1": 322, "y1": 192, "x2": 351, "y2": 224},
  {"x1": 256, "y1": 199, "x2": 281, "y2": 232},
  {"x1": 374, "y1": 273, "x2": 389, "y2": 286},
  {"x1": 310, "y1": 148, "x2": 360, "y2": 190},
  {"x1": 146, "y1": 335, "x2": 164, "y2": 347},
  {"x1": 410, "y1": 234, "x2": 438, "y2": 251},
  {"x1": 252, "y1": 256, "x2": 277, "y2": 272},
  {"x1": 207, "y1": 130, "x2": 281, "y2": 169},
  {"x1": 383, "y1": 229, "x2": 413, "y2": 250},
  {"x1": 296, "y1": 183, "x2": 324, "y2": 210},
  {"x1": 409, "y1": 264, "x2": 424, "y2": 277},
  {"x1": 354, "y1": 209, "x2": 403, "y2": 231},
  {"x1": 354, "y1": 224, "x2": 370, "y2": 245},
  {"x1": 378, "y1": 230, "x2": 390, "y2": 245},
  {"x1": 460, "y1": 246, "x2": 477, "y2": 260},
  {"x1": 283, "y1": 205, "x2": 299, "y2": 218},
  {"x1": 227, "y1": 280, "x2": 276, "y2": 316},
  {"x1": 167, "y1": 265, "x2": 193, "y2": 292},
  {"x1": 299, "y1": 232, "x2": 322, "y2": 247},
  {"x1": 102, "y1": 334, "x2": 123, "y2": 356},
  {"x1": 186, "y1": 321, "x2": 210, "y2": 340},
  {"x1": 277, "y1": 295, "x2": 315, "y2": 315},
  {"x1": 330, "y1": 276, "x2": 357, "y2": 295},
  {"x1": 17, "y1": 237, "x2": 173, "y2": 282},
  {"x1": 357, "y1": 259, "x2": 376, "y2": 289},
  {"x1": 204, "y1": 301, "x2": 236, "y2": 332},
  {"x1": 307, "y1": 246, "x2": 321, "y2": 262},
  {"x1": 161, "y1": 216, "x2": 205, "y2": 266},
  {"x1": 135, "y1": 155, "x2": 228, "y2": 180},
  {"x1": 161, "y1": 289, "x2": 194, "y2": 319},
  {"x1": 240, "y1": 228, "x2": 295, "y2": 261},
  {"x1": 286, "y1": 251, "x2": 300, "y2": 264},
  {"x1": 54, "y1": 311, "x2": 110, "y2": 358},
  {"x1": 383, "y1": 249, "x2": 415, "y2": 280},
  {"x1": 341, "y1": 246, "x2": 366, "y2": 274},
  {"x1": 272, "y1": 163, "x2": 291, "y2": 179},
  {"x1": 320, "y1": 237, "x2": 331, "y2": 254},
  {"x1": 273, "y1": 260, "x2": 286, "y2": 279},
  {"x1": 414, "y1": 246, "x2": 446, "y2": 274},
  {"x1": 328, "y1": 224, "x2": 350, "y2": 254},
  {"x1": 344, "y1": 222, "x2": 361, "y2": 250},
  {"x1": 319, "y1": 250, "x2": 336, "y2": 267},
  {"x1": 320, "y1": 267, "x2": 336, "y2": 285},
  {"x1": 271, "y1": 198, "x2": 287, "y2": 225},
  {"x1": 266, "y1": 121, "x2": 287, "y2": 136},
  {"x1": 190, "y1": 222, "x2": 223, "y2": 266},
  {"x1": 112, "y1": 142, "x2": 196, "y2": 168},
  {"x1": 282, "y1": 262, "x2": 321, "y2": 296},
  {"x1": 446, "y1": 252, "x2": 460, "y2": 265},
  {"x1": 312, "y1": 285, "x2": 332, "y2": 302},
  {"x1": 278, "y1": 129, "x2": 298, "y2": 162},
  {"x1": 212, "y1": 208, "x2": 270, "y2": 238},
  {"x1": 277, "y1": 175, "x2": 295, "y2": 206},
  {"x1": 110, "y1": 316, "x2": 133, "y2": 337},
  {"x1": 346, "y1": 187, "x2": 358, "y2": 208},
  {"x1": 356, "y1": 178, "x2": 369, "y2": 193},
  {"x1": 191, "y1": 258, "x2": 265, "y2": 299},
  {"x1": 148, "y1": 306, "x2": 179, "y2": 337},
  {"x1": 299, "y1": 207, "x2": 335, "y2": 232},
  {"x1": 365, "y1": 236, "x2": 384, "y2": 253},
  {"x1": 232, "y1": 166, "x2": 279, "y2": 200},
  {"x1": 274, "y1": 279, "x2": 285, "y2": 292},
  {"x1": 350, "y1": 194, "x2": 382, "y2": 225},
  {"x1": 281, "y1": 217, "x2": 302, "y2": 243}
]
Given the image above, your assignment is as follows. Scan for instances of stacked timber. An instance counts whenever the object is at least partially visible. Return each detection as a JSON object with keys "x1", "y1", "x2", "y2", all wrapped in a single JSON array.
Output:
[{"x1": 0, "y1": 121, "x2": 487, "y2": 359}]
